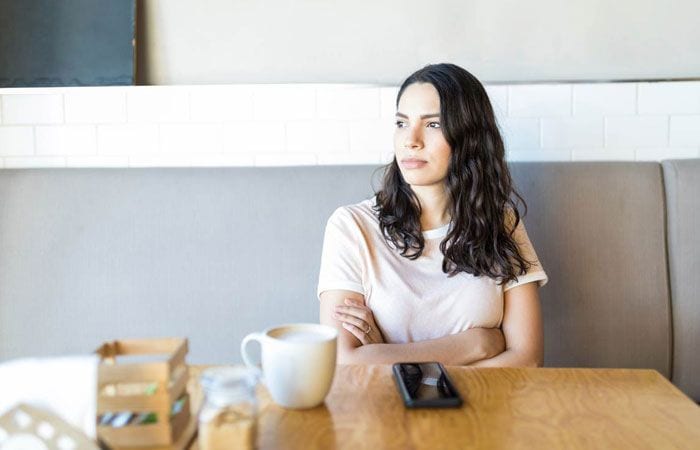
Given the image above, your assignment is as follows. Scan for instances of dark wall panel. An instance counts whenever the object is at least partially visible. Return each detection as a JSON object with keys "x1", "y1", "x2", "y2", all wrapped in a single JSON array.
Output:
[{"x1": 0, "y1": 0, "x2": 135, "y2": 87}]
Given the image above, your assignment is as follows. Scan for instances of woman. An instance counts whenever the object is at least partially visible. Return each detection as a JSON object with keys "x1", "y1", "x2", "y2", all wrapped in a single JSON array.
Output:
[{"x1": 318, "y1": 63, "x2": 548, "y2": 367}]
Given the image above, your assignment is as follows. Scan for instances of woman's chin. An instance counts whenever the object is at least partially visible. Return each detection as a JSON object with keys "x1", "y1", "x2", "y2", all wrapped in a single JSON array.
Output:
[{"x1": 399, "y1": 168, "x2": 445, "y2": 188}]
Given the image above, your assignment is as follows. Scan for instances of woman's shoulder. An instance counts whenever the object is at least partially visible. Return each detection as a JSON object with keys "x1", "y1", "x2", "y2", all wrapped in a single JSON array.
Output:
[
  {"x1": 328, "y1": 196, "x2": 379, "y2": 227},
  {"x1": 343, "y1": 195, "x2": 377, "y2": 215}
]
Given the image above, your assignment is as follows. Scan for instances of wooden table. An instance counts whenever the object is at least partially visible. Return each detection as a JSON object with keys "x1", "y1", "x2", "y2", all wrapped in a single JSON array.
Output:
[{"x1": 188, "y1": 365, "x2": 700, "y2": 449}]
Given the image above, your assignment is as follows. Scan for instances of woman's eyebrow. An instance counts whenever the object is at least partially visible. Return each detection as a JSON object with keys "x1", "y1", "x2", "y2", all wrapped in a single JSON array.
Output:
[{"x1": 395, "y1": 112, "x2": 441, "y2": 119}]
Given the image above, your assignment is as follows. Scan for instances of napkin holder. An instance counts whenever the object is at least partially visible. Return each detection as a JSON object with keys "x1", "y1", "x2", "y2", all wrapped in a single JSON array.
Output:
[{"x1": 95, "y1": 338, "x2": 195, "y2": 449}]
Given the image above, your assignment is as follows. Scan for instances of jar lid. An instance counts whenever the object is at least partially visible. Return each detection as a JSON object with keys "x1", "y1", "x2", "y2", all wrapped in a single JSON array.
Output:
[{"x1": 200, "y1": 367, "x2": 257, "y2": 405}]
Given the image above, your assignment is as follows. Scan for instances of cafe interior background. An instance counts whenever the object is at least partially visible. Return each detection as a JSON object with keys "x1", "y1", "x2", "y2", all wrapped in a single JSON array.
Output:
[
  {"x1": 1, "y1": 0, "x2": 699, "y2": 167},
  {"x1": 0, "y1": 0, "x2": 699, "y2": 447}
]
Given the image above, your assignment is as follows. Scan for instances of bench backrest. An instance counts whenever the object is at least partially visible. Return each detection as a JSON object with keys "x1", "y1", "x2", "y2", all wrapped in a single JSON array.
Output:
[{"x1": 1, "y1": 161, "x2": 695, "y2": 399}]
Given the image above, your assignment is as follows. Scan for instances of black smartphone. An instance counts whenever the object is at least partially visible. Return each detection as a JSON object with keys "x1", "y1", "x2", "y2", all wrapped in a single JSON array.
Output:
[{"x1": 392, "y1": 362, "x2": 463, "y2": 408}]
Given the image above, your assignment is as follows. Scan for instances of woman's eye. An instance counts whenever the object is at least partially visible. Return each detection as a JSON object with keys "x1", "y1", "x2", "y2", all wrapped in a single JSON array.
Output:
[
  {"x1": 427, "y1": 121, "x2": 441, "y2": 128},
  {"x1": 395, "y1": 120, "x2": 406, "y2": 128}
]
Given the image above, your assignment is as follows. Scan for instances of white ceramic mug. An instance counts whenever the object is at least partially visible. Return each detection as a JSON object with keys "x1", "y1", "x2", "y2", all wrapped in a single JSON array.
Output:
[{"x1": 240, "y1": 323, "x2": 338, "y2": 409}]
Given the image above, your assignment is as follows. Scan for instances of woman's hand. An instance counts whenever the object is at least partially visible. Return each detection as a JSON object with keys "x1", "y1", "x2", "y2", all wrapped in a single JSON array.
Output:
[{"x1": 333, "y1": 298, "x2": 385, "y2": 345}]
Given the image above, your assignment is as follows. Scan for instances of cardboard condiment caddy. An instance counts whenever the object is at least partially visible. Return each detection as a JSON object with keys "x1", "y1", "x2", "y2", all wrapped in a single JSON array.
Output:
[{"x1": 95, "y1": 337, "x2": 196, "y2": 450}]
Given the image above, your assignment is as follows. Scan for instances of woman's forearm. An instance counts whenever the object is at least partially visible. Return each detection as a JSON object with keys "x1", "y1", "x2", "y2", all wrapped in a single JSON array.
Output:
[
  {"x1": 467, "y1": 349, "x2": 542, "y2": 368},
  {"x1": 339, "y1": 328, "x2": 495, "y2": 366}
]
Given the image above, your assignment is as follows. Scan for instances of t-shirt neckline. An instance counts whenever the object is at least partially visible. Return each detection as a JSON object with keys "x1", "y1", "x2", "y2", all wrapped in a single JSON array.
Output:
[
  {"x1": 423, "y1": 222, "x2": 450, "y2": 239},
  {"x1": 370, "y1": 196, "x2": 450, "y2": 239}
]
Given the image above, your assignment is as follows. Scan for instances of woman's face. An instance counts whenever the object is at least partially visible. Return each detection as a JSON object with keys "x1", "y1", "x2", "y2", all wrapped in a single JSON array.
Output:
[{"x1": 394, "y1": 82, "x2": 452, "y2": 189}]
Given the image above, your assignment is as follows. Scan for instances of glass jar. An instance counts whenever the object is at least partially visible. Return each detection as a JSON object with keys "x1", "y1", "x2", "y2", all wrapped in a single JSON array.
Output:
[{"x1": 198, "y1": 367, "x2": 258, "y2": 450}]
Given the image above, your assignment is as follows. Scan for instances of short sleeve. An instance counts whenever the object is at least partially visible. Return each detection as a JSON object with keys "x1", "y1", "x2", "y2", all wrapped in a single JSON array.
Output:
[
  {"x1": 317, "y1": 207, "x2": 365, "y2": 300},
  {"x1": 503, "y1": 216, "x2": 549, "y2": 292}
]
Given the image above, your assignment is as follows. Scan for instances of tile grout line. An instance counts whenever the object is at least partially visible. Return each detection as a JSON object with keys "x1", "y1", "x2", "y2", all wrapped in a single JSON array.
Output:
[
  {"x1": 312, "y1": 88, "x2": 318, "y2": 162},
  {"x1": 125, "y1": 90, "x2": 135, "y2": 168},
  {"x1": 32, "y1": 124, "x2": 38, "y2": 156},
  {"x1": 570, "y1": 84, "x2": 575, "y2": 116},
  {"x1": 603, "y1": 116, "x2": 608, "y2": 148},
  {"x1": 61, "y1": 92, "x2": 66, "y2": 125},
  {"x1": 506, "y1": 86, "x2": 511, "y2": 117}
]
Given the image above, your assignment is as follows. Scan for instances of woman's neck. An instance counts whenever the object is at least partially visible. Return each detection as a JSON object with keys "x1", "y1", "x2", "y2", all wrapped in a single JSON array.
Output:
[{"x1": 411, "y1": 185, "x2": 451, "y2": 231}]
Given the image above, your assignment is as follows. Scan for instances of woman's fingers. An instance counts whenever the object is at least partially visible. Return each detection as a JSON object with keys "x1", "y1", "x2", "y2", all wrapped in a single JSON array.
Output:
[
  {"x1": 334, "y1": 305, "x2": 370, "y2": 322},
  {"x1": 335, "y1": 298, "x2": 383, "y2": 345},
  {"x1": 336, "y1": 299, "x2": 371, "y2": 320},
  {"x1": 332, "y1": 311, "x2": 366, "y2": 330},
  {"x1": 341, "y1": 322, "x2": 368, "y2": 344}
]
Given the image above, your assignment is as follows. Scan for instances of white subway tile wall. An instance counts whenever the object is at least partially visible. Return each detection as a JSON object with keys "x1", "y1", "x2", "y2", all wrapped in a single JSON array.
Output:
[
  {"x1": 484, "y1": 85, "x2": 508, "y2": 120},
  {"x1": 190, "y1": 85, "x2": 254, "y2": 122},
  {"x1": 0, "y1": 126, "x2": 34, "y2": 156},
  {"x1": 0, "y1": 82, "x2": 698, "y2": 168},
  {"x1": 573, "y1": 83, "x2": 637, "y2": 116},
  {"x1": 127, "y1": 88, "x2": 190, "y2": 123},
  {"x1": 65, "y1": 156, "x2": 130, "y2": 167},
  {"x1": 35, "y1": 125, "x2": 96, "y2": 155},
  {"x1": 4, "y1": 156, "x2": 66, "y2": 168},
  {"x1": 507, "y1": 150, "x2": 572, "y2": 161},
  {"x1": 2, "y1": 94, "x2": 64, "y2": 124},
  {"x1": 286, "y1": 120, "x2": 349, "y2": 153},
  {"x1": 638, "y1": 82, "x2": 700, "y2": 115},
  {"x1": 160, "y1": 123, "x2": 222, "y2": 154},
  {"x1": 253, "y1": 86, "x2": 316, "y2": 120},
  {"x1": 670, "y1": 116, "x2": 700, "y2": 146},
  {"x1": 606, "y1": 116, "x2": 669, "y2": 148},
  {"x1": 500, "y1": 118, "x2": 540, "y2": 150},
  {"x1": 98, "y1": 124, "x2": 159, "y2": 155},
  {"x1": 316, "y1": 86, "x2": 380, "y2": 120},
  {"x1": 379, "y1": 87, "x2": 399, "y2": 118},
  {"x1": 634, "y1": 147, "x2": 699, "y2": 161},
  {"x1": 542, "y1": 117, "x2": 604, "y2": 149},
  {"x1": 571, "y1": 148, "x2": 637, "y2": 161},
  {"x1": 222, "y1": 120, "x2": 286, "y2": 153},
  {"x1": 349, "y1": 119, "x2": 394, "y2": 153},
  {"x1": 65, "y1": 88, "x2": 127, "y2": 124},
  {"x1": 508, "y1": 85, "x2": 572, "y2": 117}
]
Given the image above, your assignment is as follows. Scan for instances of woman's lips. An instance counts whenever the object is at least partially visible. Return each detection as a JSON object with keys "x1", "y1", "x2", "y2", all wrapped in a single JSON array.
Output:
[{"x1": 401, "y1": 159, "x2": 427, "y2": 169}]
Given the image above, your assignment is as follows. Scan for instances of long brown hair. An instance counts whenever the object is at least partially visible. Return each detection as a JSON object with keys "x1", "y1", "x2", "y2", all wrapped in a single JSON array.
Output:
[{"x1": 374, "y1": 63, "x2": 533, "y2": 286}]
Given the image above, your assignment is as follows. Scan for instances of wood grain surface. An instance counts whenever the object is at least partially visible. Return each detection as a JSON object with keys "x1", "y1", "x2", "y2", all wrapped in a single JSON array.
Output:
[{"x1": 188, "y1": 365, "x2": 700, "y2": 450}]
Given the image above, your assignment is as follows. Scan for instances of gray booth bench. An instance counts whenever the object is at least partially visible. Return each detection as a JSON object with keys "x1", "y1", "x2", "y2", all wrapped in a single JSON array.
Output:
[{"x1": 1, "y1": 160, "x2": 698, "y2": 401}]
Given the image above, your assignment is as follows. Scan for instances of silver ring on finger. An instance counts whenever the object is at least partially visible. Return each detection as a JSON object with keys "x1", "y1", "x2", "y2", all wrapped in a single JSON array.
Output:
[{"x1": 364, "y1": 324, "x2": 371, "y2": 334}]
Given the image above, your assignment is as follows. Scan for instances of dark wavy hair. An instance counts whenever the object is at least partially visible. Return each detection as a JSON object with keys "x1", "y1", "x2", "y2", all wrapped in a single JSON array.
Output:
[{"x1": 373, "y1": 63, "x2": 533, "y2": 286}]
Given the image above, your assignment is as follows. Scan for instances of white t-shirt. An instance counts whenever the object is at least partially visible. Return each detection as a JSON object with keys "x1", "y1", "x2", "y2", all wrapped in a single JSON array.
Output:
[{"x1": 317, "y1": 196, "x2": 548, "y2": 344}]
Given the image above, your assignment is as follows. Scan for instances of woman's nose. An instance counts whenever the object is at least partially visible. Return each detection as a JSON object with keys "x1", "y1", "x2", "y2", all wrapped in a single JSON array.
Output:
[{"x1": 404, "y1": 126, "x2": 423, "y2": 149}]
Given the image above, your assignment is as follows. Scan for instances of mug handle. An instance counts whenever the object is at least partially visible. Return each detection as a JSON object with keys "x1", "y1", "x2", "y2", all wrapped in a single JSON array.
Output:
[{"x1": 241, "y1": 332, "x2": 264, "y2": 379}]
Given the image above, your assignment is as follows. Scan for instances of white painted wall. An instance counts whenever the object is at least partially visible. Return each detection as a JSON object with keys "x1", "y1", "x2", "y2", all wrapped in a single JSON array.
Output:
[
  {"x1": 1, "y1": 81, "x2": 698, "y2": 168},
  {"x1": 138, "y1": 0, "x2": 700, "y2": 85}
]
